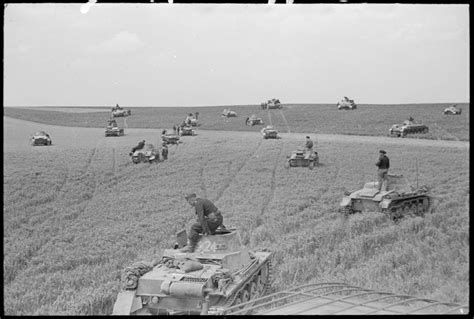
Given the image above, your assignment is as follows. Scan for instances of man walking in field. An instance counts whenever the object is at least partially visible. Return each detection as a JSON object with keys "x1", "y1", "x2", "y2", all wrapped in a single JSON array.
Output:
[
  {"x1": 180, "y1": 193, "x2": 224, "y2": 253},
  {"x1": 376, "y1": 150, "x2": 390, "y2": 191}
]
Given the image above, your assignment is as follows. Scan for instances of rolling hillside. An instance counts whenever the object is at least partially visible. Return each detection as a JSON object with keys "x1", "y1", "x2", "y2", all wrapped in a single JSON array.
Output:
[
  {"x1": 4, "y1": 103, "x2": 470, "y2": 141},
  {"x1": 3, "y1": 110, "x2": 470, "y2": 315}
]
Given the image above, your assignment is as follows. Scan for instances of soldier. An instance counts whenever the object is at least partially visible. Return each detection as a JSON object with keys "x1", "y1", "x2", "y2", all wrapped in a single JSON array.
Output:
[
  {"x1": 195, "y1": 112, "x2": 199, "y2": 120},
  {"x1": 305, "y1": 136, "x2": 314, "y2": 151},
  {"x1": 180, "y1": 193, "x2": 224, "y2": 253},
  {"x1": 185, "y1": 113, "x2": 193, "y2": 125},
  {"x1": 375, "y1": 150, "x2": 390, "y2": 191},
  {"x1": 108, "y1": 118, "x2": 117, "y2": 127},
  {"x1": 161, "y1": 144, "x2": 168, "y2": 160},
  {"x1": 130, "y1": 140, "x2": 145, "y2": 155}
]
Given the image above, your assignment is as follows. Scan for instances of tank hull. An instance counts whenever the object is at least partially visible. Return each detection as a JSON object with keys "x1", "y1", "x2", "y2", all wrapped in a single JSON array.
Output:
[{"x1": 112, "y1": 229, "x2": 273, "y2": 315}]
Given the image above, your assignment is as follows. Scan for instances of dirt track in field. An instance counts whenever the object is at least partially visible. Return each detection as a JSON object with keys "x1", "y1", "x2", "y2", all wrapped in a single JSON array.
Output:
[{"x1": 4, "y1": 116, "x2": 469, "y2": 153}]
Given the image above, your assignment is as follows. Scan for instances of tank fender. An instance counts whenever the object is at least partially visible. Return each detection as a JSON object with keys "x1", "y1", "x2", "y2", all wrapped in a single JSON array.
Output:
[
  {"x1": 340, "y1": 196, "x2": 352, "y2": 207},
  {"x1": 112, "y1": 290, "x2": 142, "y2": 315}
]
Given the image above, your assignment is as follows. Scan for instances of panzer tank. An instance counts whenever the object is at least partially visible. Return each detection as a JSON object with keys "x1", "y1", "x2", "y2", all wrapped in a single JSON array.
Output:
[
  {"x1": 222, "y1": 109, "x2": 237, "y2": 118},
  {"x1": 339, "y1": 173, "x2": 430, "y2": 220},
  {"x1": 246, "y1": 115, "x2": 264, "y2": 126},
  {"x1": 261, "y1": 126, "x2": 279, "y2": 139},
  {"x1": 284, "y1": 149, "x2": 319, "y2": 169},
  {"x1": 443, "y1": 105, "x2": 462, "y2": 115},
  {"x1": 179, "y1": 125, "x2": 195, "y2": 136},
  {"x1": 112, "y1": 108, "x2": 132, "y2": 117},
  {"x1": 112, "y1": 228, "x2": 273, "y2": 315},
  {"x1": 130, "y1": 143, "x2": 160, "y2": 164},
  {"x1": 31, "y1": 131, "x2": 52, "y2": 146},
  {"x1": 162, "y1": 134, "x2": 180, "y2": 145},
  {"x1": 337, "y1": 97, "x2": 357, "y2": 110},
  {"x1": 105, "y1": 120, "x2": 124, "y2": 137},
  {"x1": 389, "y1": 119, "x2": 429, "y2": 137},
  {"x1": 261, "y1": 98, "x2": 282, "y2": 110}
]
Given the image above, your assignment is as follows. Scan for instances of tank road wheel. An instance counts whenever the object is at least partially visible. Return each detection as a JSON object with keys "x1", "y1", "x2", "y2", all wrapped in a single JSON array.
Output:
[
  {"x1": 391, "y1": 207, "x2": 402, "y2": 221},
  {"x1": 249, "y1": 281, "x2": 258, "y2": 299},
  {"x1": 416, "y1": 202, "x2": 426, "y2": 217},
  {"x1": 402, "y1": 205, "x2": 411, "y2": 218}
]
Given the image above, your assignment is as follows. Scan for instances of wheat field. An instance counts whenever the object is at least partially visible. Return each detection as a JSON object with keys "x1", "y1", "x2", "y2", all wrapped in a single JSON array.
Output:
[{"x1": 3, "y1": 106, "x2": 469, "y2": 315}]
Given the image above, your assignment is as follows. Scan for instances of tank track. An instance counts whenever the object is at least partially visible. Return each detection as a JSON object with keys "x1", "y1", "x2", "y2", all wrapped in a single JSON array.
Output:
[
  {"x1": 223, "y1": 259, "x2": 273, "y2": 310},
  {"x1": 386, "y1": 195, "x2": 430, "y2": 220}
]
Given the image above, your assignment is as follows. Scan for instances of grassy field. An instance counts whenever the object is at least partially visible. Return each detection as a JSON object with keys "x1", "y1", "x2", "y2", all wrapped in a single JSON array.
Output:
[
  {"x1": 4, "y1": 102, "x2": 470, "y2": 141},
  {"x1": 3, "y1": 109, "x2": 469, "y2": 315}
]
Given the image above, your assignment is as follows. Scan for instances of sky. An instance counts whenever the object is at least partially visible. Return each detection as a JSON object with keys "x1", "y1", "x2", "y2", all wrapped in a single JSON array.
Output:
[{"x1": 3, "y1": 3, "x2": 470, "y2": 107}]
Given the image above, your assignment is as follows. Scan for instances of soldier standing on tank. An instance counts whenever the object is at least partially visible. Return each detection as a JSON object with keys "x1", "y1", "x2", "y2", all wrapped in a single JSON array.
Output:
[
  {"x1": 179, "y1": 193, "x2": 224, "y2": 253},
  {"x1": 161, "y1": 144, "x2": 168, "y2": 160},
  {"x1": 305, "y1": 136, "x2": 314, "y2": 152},
  {"x1": 376, "y1": 150, "x2": 390, "y2": 191}
]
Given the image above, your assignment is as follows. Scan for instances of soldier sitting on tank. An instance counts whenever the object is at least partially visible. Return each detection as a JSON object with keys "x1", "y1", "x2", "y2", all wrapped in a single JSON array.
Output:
[
  {"x1": 108, "y1": 119, "x2": 117, "y2": 127},
  {"x1": 185, "y1": 113, "x2": 193, "y2": 125},
  {"x1": 180, "y1": 193, "x2": 224, "y2": 253},
  {"x1": 130, "y1": 140, "x2": 146, "y2": 156}
]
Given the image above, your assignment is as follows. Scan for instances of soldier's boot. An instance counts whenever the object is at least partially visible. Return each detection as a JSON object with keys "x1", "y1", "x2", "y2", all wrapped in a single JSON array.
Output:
[{"x1": 179, "y1": 240, "x2": 196, "y2": 253}]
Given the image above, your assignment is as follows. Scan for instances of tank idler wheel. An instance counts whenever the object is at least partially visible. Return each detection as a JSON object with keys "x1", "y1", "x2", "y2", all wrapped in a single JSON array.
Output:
[{"x1": 409, "y1": 204, "x2": 417, "y2": 216}]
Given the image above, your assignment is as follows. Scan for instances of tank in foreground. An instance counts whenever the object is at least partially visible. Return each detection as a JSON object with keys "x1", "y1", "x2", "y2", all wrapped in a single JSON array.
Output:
[{"x1": 112, "y1": 228, "x2": 273, "y2": 315}]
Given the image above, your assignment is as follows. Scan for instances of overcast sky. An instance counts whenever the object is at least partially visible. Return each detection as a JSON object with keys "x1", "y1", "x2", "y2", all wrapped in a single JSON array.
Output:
[{"x1": 4, "y1": 3, "x2": 469, "y2": 107}]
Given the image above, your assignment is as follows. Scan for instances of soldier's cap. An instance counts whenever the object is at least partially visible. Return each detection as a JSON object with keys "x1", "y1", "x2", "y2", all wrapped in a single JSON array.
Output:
[
  {"x1": 379, "y1": 150, "x2": 386, "y2": 154},
  {"x1": 184, "y1": 193, "x2": 196, "y2": 200},
  {"x1": 306, "y1": 136, "x2": 310, "y2": 139}
]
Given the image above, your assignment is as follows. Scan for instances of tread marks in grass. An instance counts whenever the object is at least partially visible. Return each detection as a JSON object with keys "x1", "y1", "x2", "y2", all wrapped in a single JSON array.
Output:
[
  {"x1": 266, "y1": 109, "x2": 273, "y2": 126},
  {"x1": 279, "y1": 109, "x2": 291, "y2": 133},
  {"x1": 260, "y1": 139, "x2": 285, "y2": 216},
  {"x1": 214, "y1": 138, "x2": 264, "y2": 203}
]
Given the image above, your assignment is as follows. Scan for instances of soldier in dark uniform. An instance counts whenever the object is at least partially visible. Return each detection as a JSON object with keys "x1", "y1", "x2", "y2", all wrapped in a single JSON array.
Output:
[
  {"x1": 376, "y1": 150, "x2": 390, "y2": 191},
  {"x1": 161, "y1": 144, "x2": 168, "y2": 160},
  {"x1": 130, "y1": 140, "x2": 145, "y2": 154},
  {"x1": 305, "y1": 136, "x2": 314, "y2": 151},
  {"x1": 180, "y1": 193, "x2": 224, "y2": 253}
]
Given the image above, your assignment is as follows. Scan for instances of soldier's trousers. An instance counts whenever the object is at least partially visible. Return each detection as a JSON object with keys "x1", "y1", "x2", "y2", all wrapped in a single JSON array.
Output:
[
  {"x1": 189, "y1": 213, "x2": 223, "y2": 244},
  {"x1": 378, "y1": 169, "x2": 388, "y2": 190}
]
